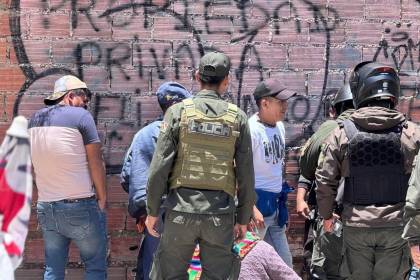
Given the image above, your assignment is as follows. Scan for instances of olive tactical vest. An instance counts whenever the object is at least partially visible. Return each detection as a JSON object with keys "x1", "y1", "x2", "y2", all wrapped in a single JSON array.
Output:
[
  {"x1": 343, "y1": 119, "x2": 410, "y2": 205},
  {"x1": 169, "y1": 98, "x2": 240, "y2": 197}
]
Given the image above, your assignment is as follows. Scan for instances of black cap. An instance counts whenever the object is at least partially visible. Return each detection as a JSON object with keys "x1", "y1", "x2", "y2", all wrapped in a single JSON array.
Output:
[{"x1": 253, "y1": 78, "x2": 296, "y2": 101}]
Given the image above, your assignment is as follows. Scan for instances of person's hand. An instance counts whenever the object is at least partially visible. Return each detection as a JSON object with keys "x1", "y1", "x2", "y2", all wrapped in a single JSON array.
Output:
[
  {"x1": 234, "y1": 223, "x2": 247, "y2": 241},
  {"x1": 410, "y1": 245, "x2": 420, "y2": 268},
  {"x1": 145, "y1": 215, "x2": 160, "y2": 237},
  {"x1": 296, "y1": 199, "x2": 310, "y2": 219},
  {"x1": 323, "y1": 213, "x2": 340, "y2": 233},
  {"x1": 97, "y1": 198, "x2": 106, "y2": 211},
  {"x1": 136, "y1": 215, "x2": 147, "y2": 233},
  {"x1": 252, "y1": 206, "x2": 265, "y2": 229}
]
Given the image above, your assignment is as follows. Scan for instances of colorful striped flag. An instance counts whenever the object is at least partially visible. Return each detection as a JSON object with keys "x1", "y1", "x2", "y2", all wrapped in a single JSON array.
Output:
[{"x1": 0, "y1": 116, "x2": 32, "y2": 279}]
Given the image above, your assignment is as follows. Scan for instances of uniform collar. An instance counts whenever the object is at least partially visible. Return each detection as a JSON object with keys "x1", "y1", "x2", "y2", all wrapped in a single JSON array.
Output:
[{"x1": 195, "y1": 89, "x2": 222, "y2": 99}]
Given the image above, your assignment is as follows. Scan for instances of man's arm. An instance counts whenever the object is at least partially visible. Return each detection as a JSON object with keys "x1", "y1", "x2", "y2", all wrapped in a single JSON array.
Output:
[
  {"x1": 85, "y1": 143, "x2": 107, "y2": 210},
  {"x1": 235, "y1": 112, "x2": 256, "y2": 226},
  {"x1": 146, "y1": 107, "x2": 178, "y2": 217},
  {"x1": 296, "y1": 175, "x2": 311, "y2": 219},
  {"x1": 128, "y1": 133, "x2": 150, "y2": 220},
  {"x1": 315, "y1": 127, "x2": 345, "y2": 221},
  {"x1": 403, "y1": 153, "x2": 420, "y2": 267}
]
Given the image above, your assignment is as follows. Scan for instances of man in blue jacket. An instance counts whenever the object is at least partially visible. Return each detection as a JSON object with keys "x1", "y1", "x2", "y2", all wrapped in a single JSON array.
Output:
[{"x1": 121, "y1": 82, "x2": 191, "y2": 280}]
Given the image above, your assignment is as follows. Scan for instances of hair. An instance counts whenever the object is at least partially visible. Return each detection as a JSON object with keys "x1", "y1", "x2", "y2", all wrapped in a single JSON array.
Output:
[
  {"x1": 334, "y1": 100, "x2": 354, "y2": 115},
  {"x1": 199, "y1": 75, "x2": 225, "y2": 87},
  {"x1": 159, "y1": 101, "x2": 175, "y2": 113},
  {"x1": 72, "y1": 88, "x2": 91, "y2": 99}
]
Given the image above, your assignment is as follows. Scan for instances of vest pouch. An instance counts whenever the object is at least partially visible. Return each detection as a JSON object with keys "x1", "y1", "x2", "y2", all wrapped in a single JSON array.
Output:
[
  {"x1": 255, "y1": 189, "x2": 280, "y2": 217},
  {"x1": 181, "y1": 144, "x2": 233, "y2": 188}
]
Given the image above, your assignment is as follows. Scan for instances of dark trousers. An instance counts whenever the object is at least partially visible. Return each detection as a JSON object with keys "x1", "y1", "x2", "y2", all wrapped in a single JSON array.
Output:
[
  {"x1": 136, "y1": 230, "x2": 160, "y2": 280},
  {"x1": 149, "y1": 210, "x2": 236, "y2": 280},
  {"x1": 341, "y1": 226, "x2": 411, "y2": 280}
]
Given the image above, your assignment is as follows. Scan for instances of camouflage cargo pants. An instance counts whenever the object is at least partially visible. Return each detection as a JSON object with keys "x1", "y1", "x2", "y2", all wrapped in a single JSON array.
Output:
[
  {"x1": 149, "y1": 210, "x2": 238, "y2": 280},
  {"x1": 311, "y1": 219, "x2": 343, "y2": 280},
  {"x1": 340, "y1": 226, "x2": 411, "y2": 280}
]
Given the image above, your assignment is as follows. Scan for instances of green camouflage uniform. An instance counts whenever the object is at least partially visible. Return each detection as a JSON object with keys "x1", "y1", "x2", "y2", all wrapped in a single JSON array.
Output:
[
  {"x1": 316, "y1": 107, "x2": 420, "y2": 280},
  {"x1": 147, "y1": 89, "x2": 255, "y2": 280},
  {"x1": 299, "y1": 110, "x2": 353, "y2": 280}
]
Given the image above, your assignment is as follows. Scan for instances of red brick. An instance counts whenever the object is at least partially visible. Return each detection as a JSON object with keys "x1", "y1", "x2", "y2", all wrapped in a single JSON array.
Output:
[
  {"x1": 107, "y1": 175, "x2": 129, "y2": 203},
  {"x1": 402, "y1": 0, "x2": 420, "y2": 20},
  {"x1": 308, "y1": 71, "x2": 345, "y2": 96},
  {"x1": 104, "y1": 149, "x2": 126, "y2": 167},
  {"x1": 30, "y1": 13, "x2": 71, "y2": 38},
  {"x1": 51, "y1": 40, "x2": 82, "y2": 65},
  {"x1": 133, "y1": 42, "x2": 172, "y2": 68},
  {"x1": 251, "y1": 43, "x2": 287, "y2": 69},
  {"x1": 0, "y1": 0, "x2": 11, "y2": 10},
  {"x1": 289, "y1": 47, "x2": 325, "y2": 70},
  {"x1": 22, "y1": 39, "x2": 52, "y2": 64},
  {"x1": 328, "y1": 0, "x2": 365, "y2": 19},
  {"x1": 109, "y1": 235, "x2": 139, "y2": 262},
  {"x1": 107, "y1": 206, "x2": 127, "y2": 231},
  {"x1": 366, "y1": 0, "x2": 401, "y2": 20},
  {"x1": 208, "y1": 43, "x2": 248, "y2": 69},
  {"x1": 0, "y1": 11, "x2": 10, "y2": 37},
  {"x1": 110, "y1": 67, "x2": 150, "y2": 93},
  {"x1": 329, "y1": 47, "x2": 362, "y2": 69},
  {"x1": 152, "y1": 16, "x2": 193, "y2": 41},
  {"x1": 272, "y1": 20, "x2": 309, "y2": 44},
  {"x1": 112, "y1": 15, "x2": 152, "y2": 41},
  {"x1": 287, "y1": 96, "x2": 323, "y2": 123},
  {"x1": 232, "y1": 18, "x2": 270, "y2": 43},
  {"x1": 23, "y1": 238, "x2": 45, "y2": 263},
  {"x1": 130, "y1": 96, "x2": 160, "y2": 125},
  {"x1": 0, "y1": 40, "x2": 7, "y2": 63},
  {"x1": 309, "y1": 21, "x2": 345, "y2": 44},
  {"x1": 193, "y1": 16, "x2": 232, "y2": 43},
  {"x1": 289, "y1": 0, "x2": 328, "y2": 20},
  {"x1": 72, "y1": 11, "x2": 112, "y2": 39},
  {"x1": 15, "y1": 268, "x2": 44, "y2": 279},
  {"x1": 0, "y1": 66, "x2": 25, "y2": 91},
  {"x1": 14, "y1": 94, "x2": 47, "y2": 118},
  {"x1": 345, "y1": 21, "x2": 384, "y2": 45},
  {"x1": 269, "y1": 71, "x2": 307, "y2": 95},
  {"x1": 82, "y1": 67, "x2": 111, "y2": 92}
]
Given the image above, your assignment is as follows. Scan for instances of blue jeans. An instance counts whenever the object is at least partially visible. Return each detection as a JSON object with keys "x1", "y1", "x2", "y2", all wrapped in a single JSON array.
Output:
[
  {"x1": 37, "y1": 198, "x2": 107, "y2": 280},
  {"x1": 136, "y1": 210, "x2": 164, "y2": 280},
  {"x1": 257, "y1": 211, "x2": 293, "y2": 268},
  {"x1": 136, "y1": 230, "x2": 160, "y2": 280}
]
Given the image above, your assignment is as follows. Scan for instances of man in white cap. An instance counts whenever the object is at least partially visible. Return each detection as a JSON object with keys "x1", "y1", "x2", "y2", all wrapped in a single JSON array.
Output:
[{"x1": 29, "y1": 75, "x2": 107, "y2": 280}]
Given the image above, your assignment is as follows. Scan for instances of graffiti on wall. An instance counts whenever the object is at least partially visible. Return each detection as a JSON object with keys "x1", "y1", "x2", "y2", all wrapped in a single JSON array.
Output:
[{"x1": 13, "y1": 0, "x2": 417, "y2": 173}]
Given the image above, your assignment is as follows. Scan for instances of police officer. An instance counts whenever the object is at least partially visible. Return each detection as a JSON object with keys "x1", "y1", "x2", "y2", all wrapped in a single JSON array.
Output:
[
  {"x1": 297, "y1": 83, "x2": 354, "y2": 280},
  {"x1": 315, "y1": 62, "x2": 420, "y2": 280},
  {"x1": 145, "y1": 52, "x2": 256, "y2": 280}
]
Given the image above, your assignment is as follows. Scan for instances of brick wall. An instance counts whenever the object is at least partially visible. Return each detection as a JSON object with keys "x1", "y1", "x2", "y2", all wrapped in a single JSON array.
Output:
[{"x1": 1, "y1": 0, "x2": 419, "y2": 278}]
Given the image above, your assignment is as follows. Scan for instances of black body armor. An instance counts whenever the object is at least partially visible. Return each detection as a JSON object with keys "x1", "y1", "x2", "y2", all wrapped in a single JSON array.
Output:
[{"x1": 343, "y1": 119, "x2": 409, "y2": 205}]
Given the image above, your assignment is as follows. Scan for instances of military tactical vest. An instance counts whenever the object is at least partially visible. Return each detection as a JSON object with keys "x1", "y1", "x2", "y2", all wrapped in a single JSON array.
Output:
[
  {"x1": 343, "y1": 119, "x2": 409, "y2": 205},
  {"x1": 169, "y1": 98, "x2": 240, "y2": 197}
]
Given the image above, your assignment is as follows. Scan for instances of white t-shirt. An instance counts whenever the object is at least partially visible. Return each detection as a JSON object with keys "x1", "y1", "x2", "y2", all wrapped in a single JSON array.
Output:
[{"x1": 248, "y1": 113, "x2": 285, "y2": 193}]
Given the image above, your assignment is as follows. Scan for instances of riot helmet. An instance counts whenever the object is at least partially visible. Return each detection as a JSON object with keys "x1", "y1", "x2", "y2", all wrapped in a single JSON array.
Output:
[
  {"x1": 331, "y1": 82, "x2": 354, "y2": 115},
  {"x1": 349, "y1": 62, "x2": 400, "y2": 109}
]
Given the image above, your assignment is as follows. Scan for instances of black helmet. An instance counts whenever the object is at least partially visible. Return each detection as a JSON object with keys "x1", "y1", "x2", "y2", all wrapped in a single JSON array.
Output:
[
  {"x1": 349, "y1": 61, "x2": 400, "y2": 109},
  {"x1": 332, "y1": 82, "x2": 353, "y2": 107}
]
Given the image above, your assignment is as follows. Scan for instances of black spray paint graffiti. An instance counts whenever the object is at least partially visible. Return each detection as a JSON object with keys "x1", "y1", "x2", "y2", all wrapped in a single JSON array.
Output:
[
  {"x1": 10, "y1": 0, "x2": 338, "y2": 174},
  {"x1": 373, "y1": 24, "x2": 420, "y2": 121}
]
